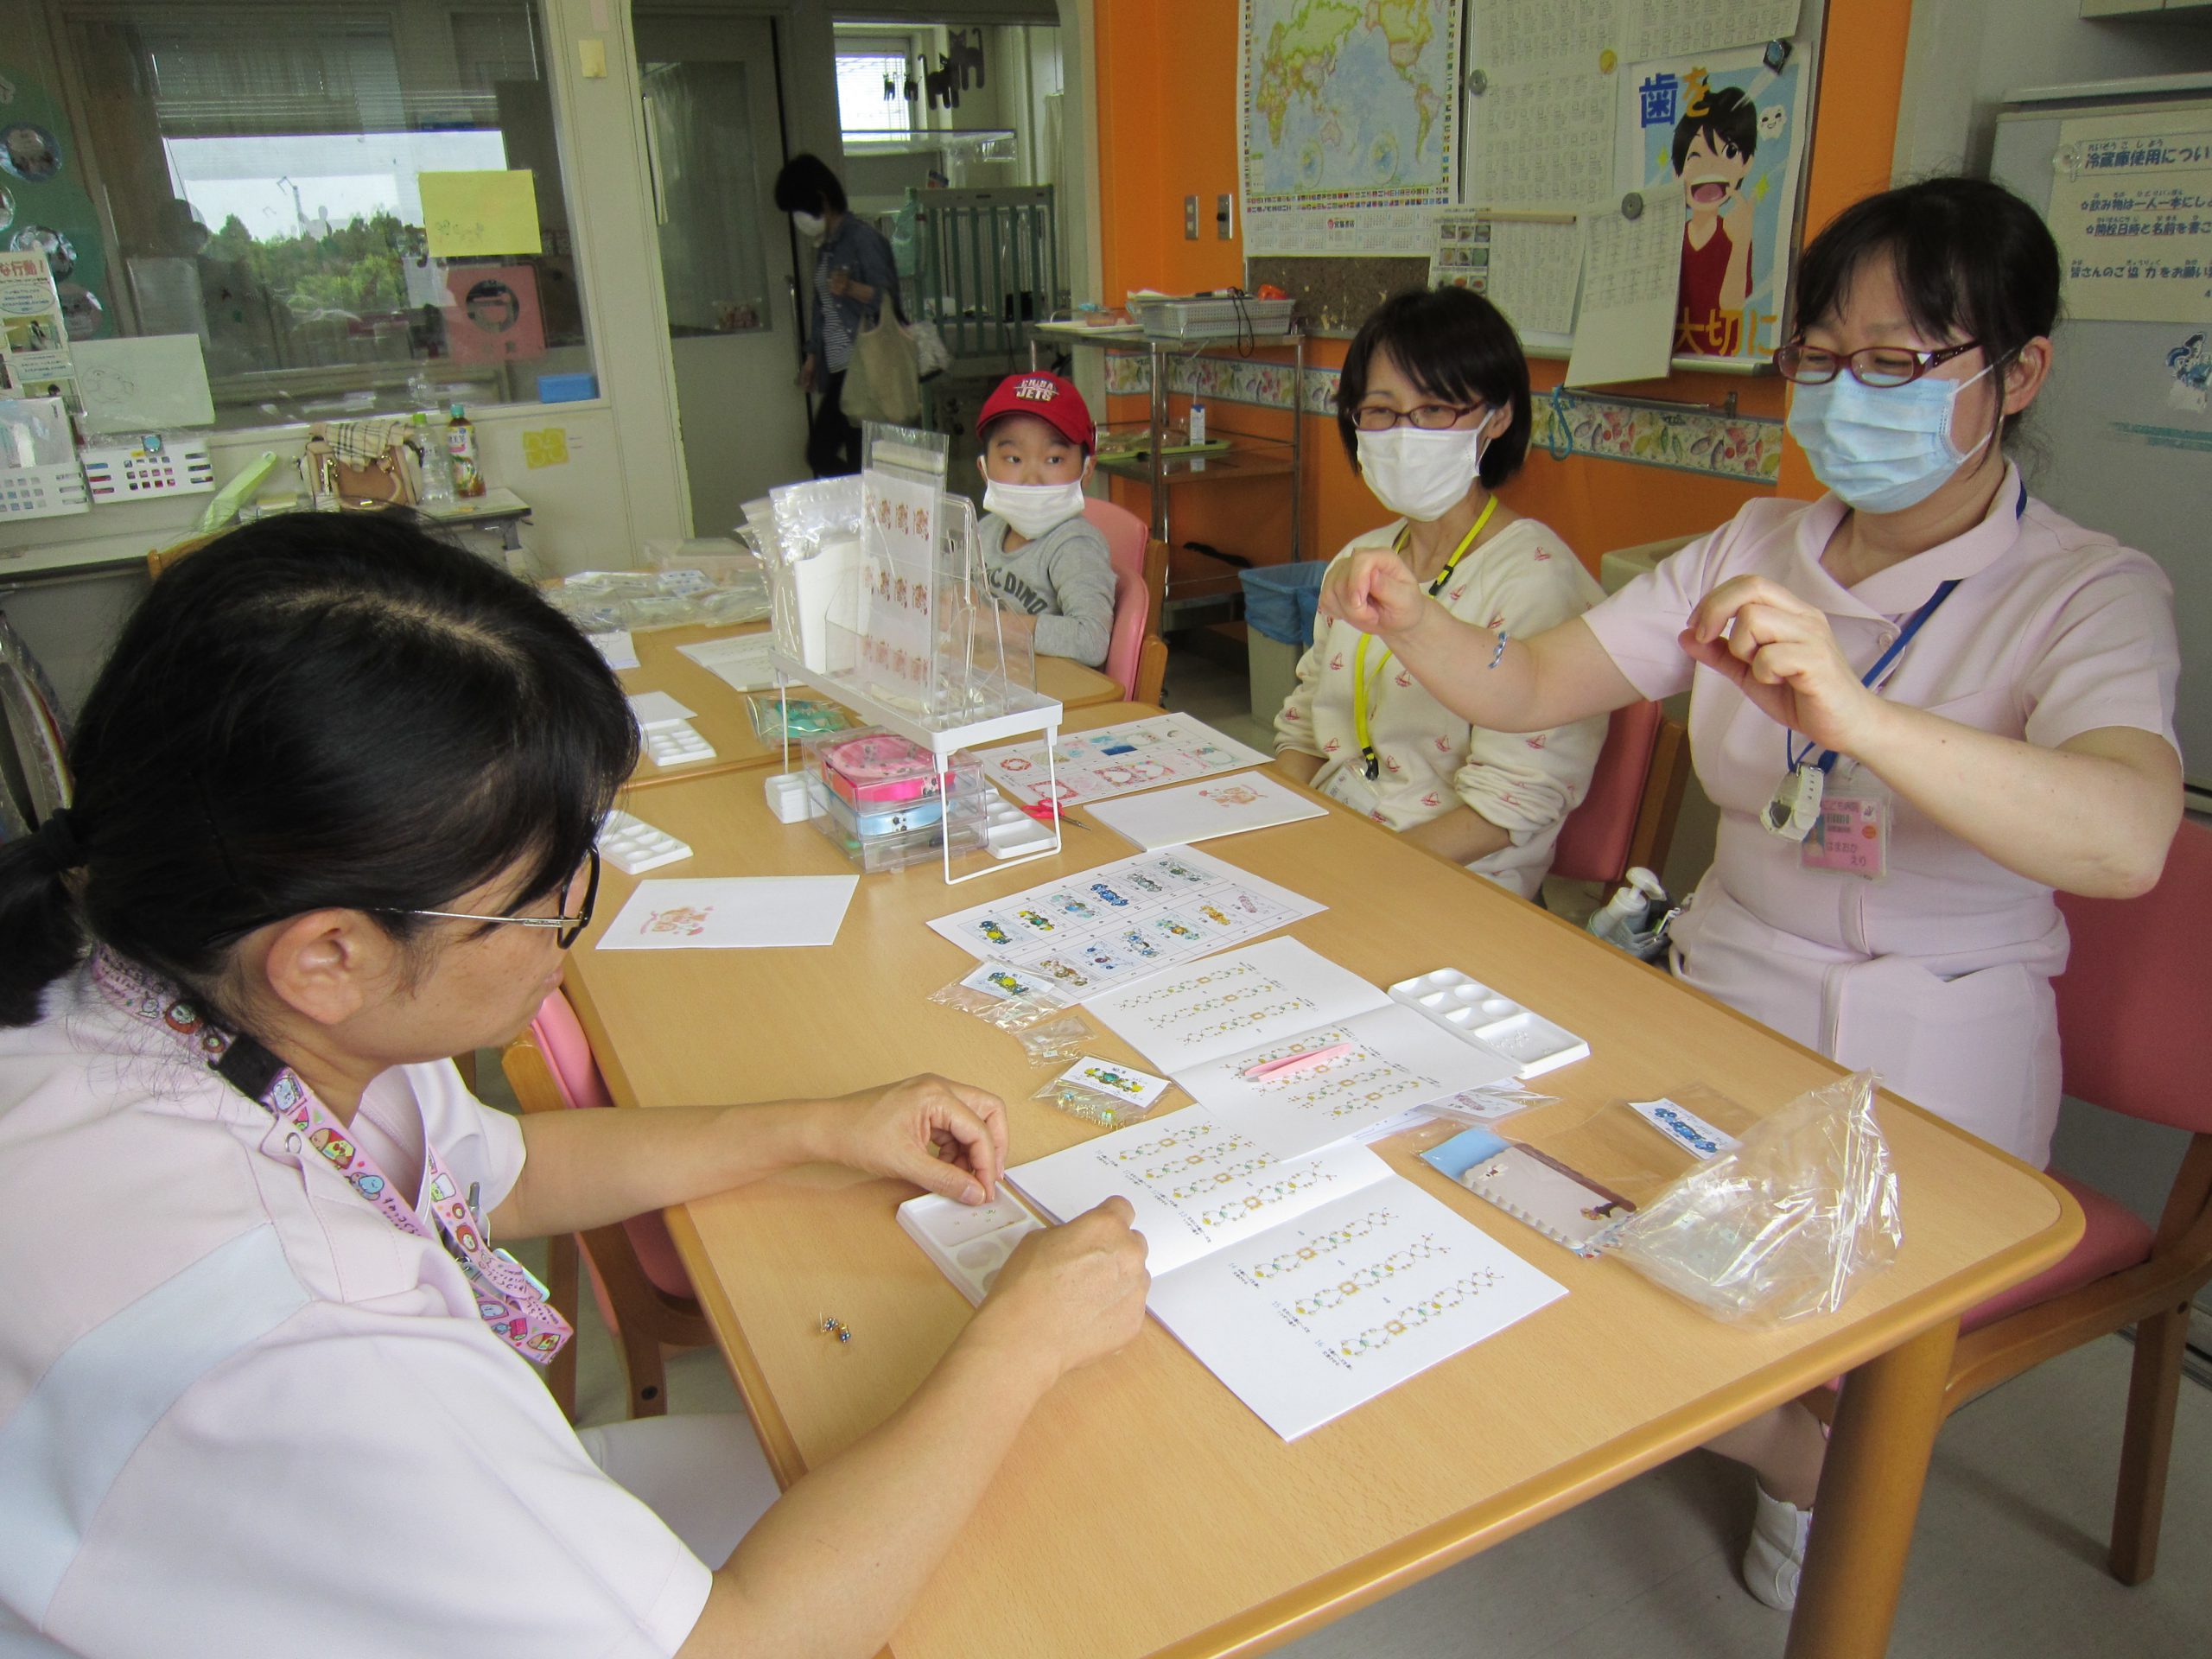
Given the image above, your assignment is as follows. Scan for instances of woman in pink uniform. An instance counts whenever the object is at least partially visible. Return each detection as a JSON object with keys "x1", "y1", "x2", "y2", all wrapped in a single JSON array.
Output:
[
  {"x1": 1318, "y1": 176, "x2": 2183, "y2": 1610},
  {"x1": 0, "y1": 512, "x2": 1147, "y2": 1658}
]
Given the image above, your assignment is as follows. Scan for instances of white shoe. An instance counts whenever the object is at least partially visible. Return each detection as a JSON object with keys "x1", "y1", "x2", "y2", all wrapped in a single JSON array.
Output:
[{"x1": 1742, "y1": 1483, "x2": 1813, "y2": 1611}]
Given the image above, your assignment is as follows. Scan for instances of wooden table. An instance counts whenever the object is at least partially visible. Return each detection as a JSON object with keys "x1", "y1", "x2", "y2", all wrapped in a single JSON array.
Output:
[
  {"x1": 568, "y1": 702, "x2": 2080, "y2": 1659},
  {"x1": 620, "y1": 621, "x2": 1127, "y2": 788}
]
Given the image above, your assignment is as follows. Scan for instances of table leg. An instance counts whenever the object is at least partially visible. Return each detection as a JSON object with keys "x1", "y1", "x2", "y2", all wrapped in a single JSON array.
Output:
[{"x1": 1784, "y1": 1318, "x2": 1958, "y2": 1658}]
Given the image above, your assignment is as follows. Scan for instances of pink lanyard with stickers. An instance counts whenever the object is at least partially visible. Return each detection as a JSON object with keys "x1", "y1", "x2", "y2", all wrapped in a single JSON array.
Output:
[{"x1": 92, "y1": 948, "x2": 572, "y2": 1366}]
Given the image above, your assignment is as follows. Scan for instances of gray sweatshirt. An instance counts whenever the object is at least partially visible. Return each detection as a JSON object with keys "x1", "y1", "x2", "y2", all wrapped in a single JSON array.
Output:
[{"x1": 977, "y1": 512, "x2": 1118, "y2": 668}]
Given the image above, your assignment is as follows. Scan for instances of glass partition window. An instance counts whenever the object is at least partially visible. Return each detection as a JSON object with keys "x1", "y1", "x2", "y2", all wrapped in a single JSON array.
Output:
[
  {"x1": 48, "y1": 1, "x2": 593, "y2": 428},
  {"x1": 836, "y1": 33, "x2": 922, "y2": 143}
]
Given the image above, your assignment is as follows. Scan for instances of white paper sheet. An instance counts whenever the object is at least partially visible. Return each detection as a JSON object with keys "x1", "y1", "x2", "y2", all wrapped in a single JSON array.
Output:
[
  {"x1": 1086, "y1": 938, "x2": 1388, "y2": 1072},
  {"x1": 1198, "y1": 1004, "x2": 1520, "y2": 1160},
  {"x1": 1468, "y1": 72, "x2": 1617, "y2": 214},
  {"x1": 1084, "y1": 772, "x2": 1325, "y2": 851},
  {"x1": 926, "y1": 848, "x2": 1325, "y2": 1001},
  {"x1": 1628, "y1": 0, "x2": 1801, "y2": 63},
  {"x1": 588, "y1": 631, "x2": 640, "y2": 671},
  {"x1": 677, "y1": 632, "x2": 781, "y2": 691},
  {"x1": 1146, "y1": 1179, "x2": 1568, "y2": 1440},
  {"x1": 1010, "y1": 1109, "x2": 1395, "y2": 1276},
  {"x1": 1565, "y1": 183, "x2": 1684, "y2": 387},
  {"x1": 69, "y1": 335, "x2": 216, "y2": 433},
  {"x1": 982, "y1": 714, "x2": 1270, "y2": 809},
  {"x1": 626, "y1": 690, "x2": 696, "y2": 729},
  {"x1": 595, "y1": 875, "x2": 859, "y2": 950}
]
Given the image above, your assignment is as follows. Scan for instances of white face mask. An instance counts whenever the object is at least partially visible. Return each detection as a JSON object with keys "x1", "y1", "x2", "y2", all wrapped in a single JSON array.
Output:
[
  {"x1": 984, "y1": 479, "x2": 1085, "y2": 539},
  {"x1": 792, "y1": 211, "x2": 826, "y2": 240},
  {"x1": 1355, "y1": 425, "x2": 1488, "y2": 523}
]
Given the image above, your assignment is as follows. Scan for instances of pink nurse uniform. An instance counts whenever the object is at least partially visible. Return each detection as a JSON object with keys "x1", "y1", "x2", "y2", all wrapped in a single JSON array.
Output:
[
  {"x1": 1582, "y1": 462, "x2": 2180, "y2": 1166},
  {"x1": 0, "y1": 965, "x2": 719, "y2": 1656}
]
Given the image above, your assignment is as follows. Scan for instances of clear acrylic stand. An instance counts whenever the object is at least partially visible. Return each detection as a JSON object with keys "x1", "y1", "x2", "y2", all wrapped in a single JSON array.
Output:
[{"x1": 772, "y1": 423, "x2": 1065, "y2": 884}]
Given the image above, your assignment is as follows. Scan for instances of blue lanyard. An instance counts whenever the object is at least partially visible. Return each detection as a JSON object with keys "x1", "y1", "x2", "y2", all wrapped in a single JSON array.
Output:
[{"x1": 1784, "y1": 578, "x2": 1961, "y2": 776}]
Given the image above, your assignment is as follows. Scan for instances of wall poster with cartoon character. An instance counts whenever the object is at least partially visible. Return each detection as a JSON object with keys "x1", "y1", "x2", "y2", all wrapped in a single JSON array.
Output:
[{"x1": 1616, "y1": 41, "x2": 1810, "y2": 364}]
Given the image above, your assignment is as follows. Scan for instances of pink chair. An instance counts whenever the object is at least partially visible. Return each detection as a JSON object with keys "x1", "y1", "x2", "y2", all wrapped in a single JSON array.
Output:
[
  {"x1": 501, "y1": 989, "x2": 712, "y2": 1421},
  {"x1": 1548, "y1": 701, "x2": 1690, "y2": 888},
  {"x1": 1083, "y1": 498, "x2": 1170, "y2": 703},
  {"x1": 1806, "y1": 820, "x2": 2212, "y2": 1585}
]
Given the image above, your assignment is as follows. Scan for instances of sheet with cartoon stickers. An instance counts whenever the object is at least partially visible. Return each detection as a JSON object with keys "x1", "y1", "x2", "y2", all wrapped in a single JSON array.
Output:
[
  {"x1": 980, "y1": 713, "x2": 1273, "y2": 808},
  {"x1": 925, "y1": 847, "x2": 1325, "y2": 1002},
  {"x1": 1084, "y1": 938, "x2": 1519, "y2": 1160}
]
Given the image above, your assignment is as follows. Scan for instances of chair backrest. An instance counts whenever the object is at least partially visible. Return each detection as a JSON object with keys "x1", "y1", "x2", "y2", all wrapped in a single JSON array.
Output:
[
  {"x1": 1084, "y1": 497, "x2": 1154, "y2": 699},
  {"x1": 2053, "y1": 818, "x2": 2212, "y2": 1134},
  {"x1": 1548, "y1": 700, "x2": 1664, "y2": 886},
  {"x1": 520, "y1": 989, "x2": 696, "y2": 1298}
]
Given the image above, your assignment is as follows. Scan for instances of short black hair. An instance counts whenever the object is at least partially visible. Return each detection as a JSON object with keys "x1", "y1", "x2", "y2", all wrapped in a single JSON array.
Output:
[
  {"x1": 1334, "y1": 287, "x2": 1532, "y2": 487},
  {"x1": 0, "y1": 512, "x2": 637, "y2": 1027},
  {"x1": 1671, "y1": 85, "x2": 1758, "y2": 174},
  {"x1": 773, "y1": 154, "x2": 847, "y2": 217},
  {"x1": 1794, "y1": 176, "x2": 2060, "y2": 368}
]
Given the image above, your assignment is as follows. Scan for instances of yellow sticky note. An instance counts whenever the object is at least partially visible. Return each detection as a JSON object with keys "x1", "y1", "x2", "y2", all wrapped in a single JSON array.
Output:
[
  {"x1": 522, "y1": 428, "x2": 570, "y2": 469},
  {"x1": 420, "y1": 171, "x2": 543, "y2": 257},
  {"x1": 578, "y1": 37, "x2": 608, "y2": 79}
]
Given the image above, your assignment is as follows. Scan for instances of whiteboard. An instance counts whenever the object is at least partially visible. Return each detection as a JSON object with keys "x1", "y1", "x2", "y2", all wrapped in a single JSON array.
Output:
[{"x1": 1993, "y1": 98, "x2": 2212, "y2": 797}]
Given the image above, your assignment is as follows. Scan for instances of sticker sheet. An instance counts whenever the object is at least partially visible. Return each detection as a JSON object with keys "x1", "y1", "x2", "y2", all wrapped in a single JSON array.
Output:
[
  {"x1": 1146, "y1": 1179, "x2": 1567, "y2": 1440},
  {"x1": 982, "y1": 713, "x2": 1270, "y2": 809},
  {"x1": 1010, "y1": 1111, "x2": 1394, "y2": 1276},
  {"x1": 925, "y1": 847, "x2": 1324, "y2": 1001}
]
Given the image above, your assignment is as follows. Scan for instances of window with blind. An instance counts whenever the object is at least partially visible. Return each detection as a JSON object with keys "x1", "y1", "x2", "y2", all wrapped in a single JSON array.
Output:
[{"x1": 49, "y1": 1, "x2": 592, "y2": 428}]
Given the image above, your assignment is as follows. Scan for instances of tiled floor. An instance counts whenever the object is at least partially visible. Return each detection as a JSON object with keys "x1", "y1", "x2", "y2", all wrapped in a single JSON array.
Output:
[{"x1": 493, "y1": 645, "x2": 2212, "y2": 1655}]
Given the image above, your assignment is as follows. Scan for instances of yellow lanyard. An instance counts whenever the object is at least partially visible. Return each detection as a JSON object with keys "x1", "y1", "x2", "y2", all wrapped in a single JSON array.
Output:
[{"x1": 1351, "y1": 498, "x2": 1496, "y2": 780}]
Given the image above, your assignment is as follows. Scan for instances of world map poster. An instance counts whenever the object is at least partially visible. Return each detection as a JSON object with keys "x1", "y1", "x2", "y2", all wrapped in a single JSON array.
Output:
[{"x1": 1239, "y1": 0, "x2": 1461, "y2": 256}]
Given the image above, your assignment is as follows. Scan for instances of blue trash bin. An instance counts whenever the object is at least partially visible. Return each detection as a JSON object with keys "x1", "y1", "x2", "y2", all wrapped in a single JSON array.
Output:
[{"x1": 1239, "y1": 562, "x2": 1329, "y2": 652}]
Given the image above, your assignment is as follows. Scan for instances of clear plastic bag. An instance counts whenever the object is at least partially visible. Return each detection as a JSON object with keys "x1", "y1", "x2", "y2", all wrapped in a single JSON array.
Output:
[
  {"x1": 1423, "y1": 1083, "x2": 1560, "y2": 1126},
  {"x1": 926, "y1": 966, "x2": 1071, "y2": 1033},
  {"x1": 1608, "y1": 1071, "x2": 1903, "y2": 1326},
  {"x1": 746, "y1": 694, "x2": 849, "y2": 743},
  {"x1": 1033, "y1": 1058, "x2": 1168, "y2": 1128},
  {"x1": 1015, "y1": 1014, "x2": 1094, "y2": 1066}
]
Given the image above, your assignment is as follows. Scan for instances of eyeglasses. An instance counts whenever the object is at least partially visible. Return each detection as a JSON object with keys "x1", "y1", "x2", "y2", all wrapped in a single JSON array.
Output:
[
  {"x1": 1773, "y1": 340, "x2": 1983, "y2": 387},
  {"x1": 1351, "y1": 402, "x2": 1484, "y2": 431},
  {"x1": 393, "y1": 848, "x2": 601, "y2": 950}
]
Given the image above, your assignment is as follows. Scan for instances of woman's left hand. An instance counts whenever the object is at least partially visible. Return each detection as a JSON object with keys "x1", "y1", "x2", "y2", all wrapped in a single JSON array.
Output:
[
  {"x1": 1681, "y1": 575, "x2": 1883, "y2": 756},
  {"x1": 826, "y1": 1074, "x2": 1010, "y2": 1204}
]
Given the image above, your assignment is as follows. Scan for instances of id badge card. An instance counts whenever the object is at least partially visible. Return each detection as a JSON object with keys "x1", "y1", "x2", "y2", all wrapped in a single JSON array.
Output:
[
  {"x1": 1314, "y1": 759, "x2": 1385, "y2": 820},
  {"x1": 1801, "y1": 786, "x2": 1889, "y2": 880}
]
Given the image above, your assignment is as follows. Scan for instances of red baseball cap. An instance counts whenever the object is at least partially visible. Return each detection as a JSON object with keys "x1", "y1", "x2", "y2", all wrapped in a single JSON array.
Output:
[{"x1": 978, "y1": 372, "x2": 1095, "y2": 452}]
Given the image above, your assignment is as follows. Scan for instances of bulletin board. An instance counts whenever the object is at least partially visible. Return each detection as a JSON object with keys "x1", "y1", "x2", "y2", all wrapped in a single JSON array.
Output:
[{"x1": 1238, "y1": 0, "x2": 1828, "y2": 380}]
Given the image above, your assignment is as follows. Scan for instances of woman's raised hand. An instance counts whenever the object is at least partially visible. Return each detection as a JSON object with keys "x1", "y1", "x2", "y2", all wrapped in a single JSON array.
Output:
[
  {"x1": 1319, "y1": 546, "x2": 1426, "y2": 637},
  {"x1": 1681, "y1": 575, "x2": 1885, "y2": 756},
  {"x1": 826, "y1": 1073, "x2": 1010, "y2": 1204}
]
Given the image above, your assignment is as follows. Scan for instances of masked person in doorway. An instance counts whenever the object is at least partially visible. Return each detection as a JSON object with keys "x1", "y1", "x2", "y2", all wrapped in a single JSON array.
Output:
[
  {"x1": 1273, "y1": 287, "x2": 1605, "y2": 899},
  {"x1": 776, "y1": 153, "x2": 899, "y2": 478},
  {"x1": 974, "y1": 372, "x2": 1117, "y2": 668},
  {"x1": 1317, "y1": 177, "x2": 2183, "y2": 1611}
]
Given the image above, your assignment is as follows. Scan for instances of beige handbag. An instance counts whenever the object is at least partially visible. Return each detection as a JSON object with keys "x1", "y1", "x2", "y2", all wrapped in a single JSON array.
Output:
[
  {"x1": 300, "y1": 419, "x2": 423, "y2": 507},
  {"x1": 841, "y1": 309, "x2": 923, "y2": 425}
]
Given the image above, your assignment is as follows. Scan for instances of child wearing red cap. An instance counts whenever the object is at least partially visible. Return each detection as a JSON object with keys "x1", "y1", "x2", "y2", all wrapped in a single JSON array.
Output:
[{"x1": 974, "y1": 372, "x2": 1117, "y2": 668}]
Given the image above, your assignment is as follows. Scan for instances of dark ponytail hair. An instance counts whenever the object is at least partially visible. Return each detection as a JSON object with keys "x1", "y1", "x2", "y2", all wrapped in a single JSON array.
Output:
[
  {"x1": 0, "y1": 511, "x2": 638, "y2": 1027},
  {"x1": 1794, "y1": 175, "x2": 2062, "y2": 370}
]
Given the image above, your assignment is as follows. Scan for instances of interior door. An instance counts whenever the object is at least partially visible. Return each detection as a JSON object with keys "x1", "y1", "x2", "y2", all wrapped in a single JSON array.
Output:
[{"x1": 633, "y1": 10, "x2": 807, "y2": 536}]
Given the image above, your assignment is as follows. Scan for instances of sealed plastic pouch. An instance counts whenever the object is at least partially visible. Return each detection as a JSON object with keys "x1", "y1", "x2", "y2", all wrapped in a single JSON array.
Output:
[
  {"x1": 927, "y1": 963, "x2": 1071, "y2": 1033},
  {"x1": 1607, "y1": 1071, "x2": 1902, "y2": 1326},
  {"x1": 1015, "y1": 1014, "x2": 1094, "y2": 1066},
  {"x1": 1033, "y1": 1054, "x2": 1174, "y2": 1128}
]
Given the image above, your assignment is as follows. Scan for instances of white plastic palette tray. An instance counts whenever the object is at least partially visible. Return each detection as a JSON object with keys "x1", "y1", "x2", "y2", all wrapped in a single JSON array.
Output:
[
  {"x1": 897, "y1": 1189, "x2": 1044, "y2": 1304},
  {"x1": 597, "y1": 810, "x2": 693, "y2": 875},
  {"x1": 1388, "y1": 969, "x2": 1591, "y2": 1080},
  {"x1": 982, "y1": 796, "x2": 1056, "y2": 861},
  {"x1": 644, "y1": 721, "x2": 716, "y2": 767}
]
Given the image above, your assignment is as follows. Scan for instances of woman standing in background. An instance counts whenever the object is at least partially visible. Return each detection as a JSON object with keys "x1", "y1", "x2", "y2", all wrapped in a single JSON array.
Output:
[{"x1": 775, "y1": 153, "x2": 899, "y2": 478}]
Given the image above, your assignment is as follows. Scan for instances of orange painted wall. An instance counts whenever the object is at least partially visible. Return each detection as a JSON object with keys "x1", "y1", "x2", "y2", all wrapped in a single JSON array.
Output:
[{"x1": 1090, "y1": 0, "x2": 1916, "y2": 574}]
